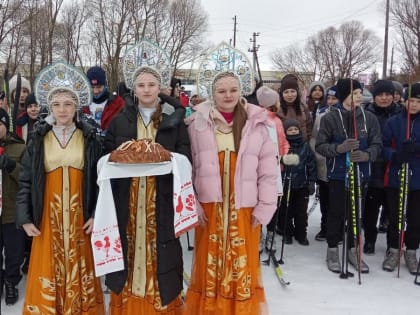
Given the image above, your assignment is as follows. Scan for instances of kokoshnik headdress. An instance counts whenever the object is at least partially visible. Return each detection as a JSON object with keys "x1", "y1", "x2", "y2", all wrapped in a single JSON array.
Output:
[
  {"x1": 196, "y1": 41, "x2": 254, "y2": 98},
  {"x1": 34, "y1": 61, "x2": 92, "y2": 108},
  {"x1": 122, "y1": 39, "x2": 172, "y2": 90}
]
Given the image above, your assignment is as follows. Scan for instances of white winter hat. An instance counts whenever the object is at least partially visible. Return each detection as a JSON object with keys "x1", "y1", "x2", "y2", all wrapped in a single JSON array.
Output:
[
  {"x1": 257, "y1": 86, "x2": 279, "y2": 108},
  {"x1": 9, "y1": 75, "x2": 31, "y2": 96}
]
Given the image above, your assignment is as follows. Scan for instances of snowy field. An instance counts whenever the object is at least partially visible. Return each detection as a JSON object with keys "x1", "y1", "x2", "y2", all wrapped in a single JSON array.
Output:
[{"x1": 3, "y1": 197, "x2": 419, "y2": 314}]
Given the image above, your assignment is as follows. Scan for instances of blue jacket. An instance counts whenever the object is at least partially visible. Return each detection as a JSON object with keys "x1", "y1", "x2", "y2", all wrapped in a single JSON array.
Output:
[
  {"x1": 382, "y1": 111, "x2": 420, "y2": 191},
  {"x1": 315, "y1": 104, "x2": 382, "y2": 182},
  {"x1": 364, "y1": 102, "x2": 401, "y2": 188}
]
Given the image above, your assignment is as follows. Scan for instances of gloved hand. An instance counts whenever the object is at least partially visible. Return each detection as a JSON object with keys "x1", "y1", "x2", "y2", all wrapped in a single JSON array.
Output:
[
  {"x1": 308, "y1": 181, "x2": 316, "y2": 196},
  {"x1": 336, "y1": 138, "x2": 359, "y2": 154},
  {"x1": 0, "y1": 154, "x2": 16, "y2": 173},
  {"x1": 282, "y1": 153, "x2": 300, "y2": 166},
  {"x1": 350, "y1": 150, "x2": 370, "y2": 162},
  {"x1": 392, "y1": 151, "x2": 410, "y2": 164}
]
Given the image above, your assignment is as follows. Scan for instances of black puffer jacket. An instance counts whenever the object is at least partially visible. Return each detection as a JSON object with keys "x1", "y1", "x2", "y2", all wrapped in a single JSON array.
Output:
[
  {"x1": 103, "y1": 95, "x2": 191, "y2": 306},
  {"x1": 16, "y1": 120, "x2": 102, "y2": 228},
  {"x1": 364, "y1": 102, "x2": 401, "y2": 188}
]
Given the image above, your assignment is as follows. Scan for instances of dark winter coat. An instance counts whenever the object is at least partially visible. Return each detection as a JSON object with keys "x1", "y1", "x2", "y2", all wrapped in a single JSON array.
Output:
[
  {"x1": 315, "y1": 104, "x2": 382, "y2": 182},
  {"x1": 364, "y1": 102, "x2": 401, "y2": 187},
  {"x1": 284, "y1": 135, "x2": 317, "y2": 189},
  {"x1": 15, "y1": 120, "x2": 102, "y2": 228},
  {"x1": 103, "y1": 95, "x2": 191, "y2": 306},
  {"x1": 1, "y1": 133, "x2": 25, "y2": 224},
  {"x1": 382, "y1": 110, "x2": 420, "y2": 191}
]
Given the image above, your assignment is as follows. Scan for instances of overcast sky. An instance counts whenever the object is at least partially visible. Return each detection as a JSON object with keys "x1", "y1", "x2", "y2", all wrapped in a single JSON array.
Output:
[{"x1": 200, "y1": 0, "x2": 388, "y2": 71}]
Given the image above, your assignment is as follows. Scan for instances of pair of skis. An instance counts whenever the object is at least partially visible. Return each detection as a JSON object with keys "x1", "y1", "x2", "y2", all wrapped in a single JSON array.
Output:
[{"x1": 262, "y1": 181, "x2": 291, "y2": 286}]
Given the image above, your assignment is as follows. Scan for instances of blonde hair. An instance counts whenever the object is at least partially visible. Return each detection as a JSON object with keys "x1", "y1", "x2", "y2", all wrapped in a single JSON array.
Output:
[
  {"x1": 133, "y1": 66, "x2": 162, "y2": 87},
  {"x1": 211, "y1": 71, "x2": 242, "y2": 97},
  {"x1": 47, "y1": 87, "x2": 79, "y2": 108},
  {"x1": 212, "y1": 71, "x2": 247, "y2": 152}
]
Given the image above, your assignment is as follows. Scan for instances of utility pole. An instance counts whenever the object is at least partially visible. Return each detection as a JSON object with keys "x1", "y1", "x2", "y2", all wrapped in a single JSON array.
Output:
[
  {"x1": 249, "y1": 32, "x2": 261, "y2": 81},
  {"x1": 232, "y1": 15, "x2": 237, "y2": 47},
  {"x1": 382, "y1": 0, "x2": 390, "y2": 79},
  {"x1": 389, "y1": 46, "x2": 394, "y2": 78}
]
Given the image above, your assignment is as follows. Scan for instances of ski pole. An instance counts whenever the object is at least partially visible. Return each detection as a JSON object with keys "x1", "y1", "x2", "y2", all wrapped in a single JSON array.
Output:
[
  {"x1": 397, "y1": 82, "x2": 411, "y2": 278},
  {"x1": 186, "y1": 231, "x2": 193, "y2": 251},
  {"x1": 278, "y1": 167, "x2": 292, "y2": 265}
]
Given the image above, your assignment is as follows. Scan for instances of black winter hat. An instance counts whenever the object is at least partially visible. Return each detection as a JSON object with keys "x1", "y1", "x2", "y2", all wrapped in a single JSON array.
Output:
[
  {"x1": 372, "y1": 80, "x2": 395, "y2": 97},
  {"x1": 283, "y1": 118, "x2": 301, "y2": 133},
  {"x1": 280, "y1": 75, "x2": 299, "y2": 93},
  {"x1": 404, "y1": 83, "x2": 420, "y2": 100},
  {"x1": 0, "y1": 108, "x2": 10, "y2": 130},
  {"x1": 24, "y1": 93, "x2": 38, "y2": 108},
  {"x1": 87, "y1": 66, "x2": 106, "y2": 86},
  {"x1": 336, "y1": 78, "x2": 362, "y2": 102}
]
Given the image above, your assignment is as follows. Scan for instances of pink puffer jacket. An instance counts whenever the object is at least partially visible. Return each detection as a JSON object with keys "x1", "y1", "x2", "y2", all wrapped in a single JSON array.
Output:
[{"x1": 186, "y1": 101, "x2": 278, "y2": 225}]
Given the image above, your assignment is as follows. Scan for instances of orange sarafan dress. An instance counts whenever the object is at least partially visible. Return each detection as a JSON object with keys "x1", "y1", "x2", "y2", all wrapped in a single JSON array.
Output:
[
  {"x1": 109, "y1": 116, "x2": 184, "y2": 315},
  {"x1": 22, "y1": 130, "x2": 104, "y2": 315},
  {"x1": 184, "y1": 131, "x2": 268, "y2": 315}
]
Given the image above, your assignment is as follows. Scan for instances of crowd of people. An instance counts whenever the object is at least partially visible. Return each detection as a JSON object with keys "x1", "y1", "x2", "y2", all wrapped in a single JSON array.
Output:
[{"x1": 0, "y1": 39, "x2": 419, "y2": 315}]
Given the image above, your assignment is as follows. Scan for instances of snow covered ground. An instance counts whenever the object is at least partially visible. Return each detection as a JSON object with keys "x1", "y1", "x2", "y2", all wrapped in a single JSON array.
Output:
[{"x1": 3, "y1": 198, "x2": 419, "y2": 314}]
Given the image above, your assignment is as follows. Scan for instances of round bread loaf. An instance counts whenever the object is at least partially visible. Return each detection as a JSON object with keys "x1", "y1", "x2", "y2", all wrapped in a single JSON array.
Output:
[{"x1": 109, "y1": 139, "x2": 172, "y2": 163}]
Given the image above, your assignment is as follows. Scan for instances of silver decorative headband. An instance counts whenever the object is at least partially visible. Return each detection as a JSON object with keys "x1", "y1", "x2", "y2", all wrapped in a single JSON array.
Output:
[
  {"x1": 196, "y1": 41, "x2": 254, "y2": 98},
  {"x1": 34, "y1": 61, "x2": 92, "y2": 108},
  {"x1": 122, "y1": 39, "x2": 172, "y2": 90}
]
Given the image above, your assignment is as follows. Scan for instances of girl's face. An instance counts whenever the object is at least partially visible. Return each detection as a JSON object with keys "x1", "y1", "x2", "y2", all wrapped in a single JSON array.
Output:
[
  {"x1": 282, "y1": 89, "x2": 298, "y2": 104},
  {"x1": 213, "y1": 76, "x2": 241, "y2": 113},
  {"x1": 134, "y1": 72, "x2": 160, "y2": 108},
  {"x1": 27, "y1": 103, "x2": 41, "y2": 120},
  {"x1": 50, "y1": 93, "x2": 77, "y2": 127},
  {"x1": 406, "y1": 97, "x2": 420, "y2": 115},
  {"x1": 311, "y1": 86, "x2": 323, "y2": 101},
  {"x1": 343, "y1": 89, "x2": 362, "y2": 107},
  {"x1": 286, "y1": 126, "x2": 300, "y2": 136},
  {"x1": 394, "y1": 92, "x2": 401, "y2": 103}
]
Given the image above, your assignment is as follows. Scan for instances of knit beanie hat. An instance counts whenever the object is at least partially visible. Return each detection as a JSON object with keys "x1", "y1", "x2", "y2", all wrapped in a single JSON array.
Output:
[
  {"x1": 87, "y1": 66, "x2": 106, "y2": 86},
  {"x1": 326, "y1": 85, "x2": 338, "y2": 98},
  {"x1": 336, "y1": 78, "x2": 362, "y2": 102},
  {"x1": 309, "y1": 81, "x2": 326, "y2": 95},
  {"x1": 256, "y1": 86, "x2": 279, "y2": 108},
  {"x1": 24, "y1": 93, "x2": 38, "y2": 108},
  {"x1": 280, "y1": 74, "x2": 299, "y2": 93},
  {"x1": 404, "y1": 83, "x2": 420, "y2": 100},
  {"x1": 372, "y1": 80, "x2": 395, "y2": 97},
  {"x1": 392, "y1": 81, "x2": 403, "y2": 95},
  {"x1": 283, "y1": 118, "x2": 301, "y2": 133},
  {"x1": 0, "y1": 108, "x2": 10, "y2": 130},
  {"x1": 9, "y1": 75, "x2": 31, "y2": 96}
]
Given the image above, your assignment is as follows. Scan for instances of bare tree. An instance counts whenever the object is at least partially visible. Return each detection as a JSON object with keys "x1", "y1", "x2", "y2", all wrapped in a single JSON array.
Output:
[
  {"x1": 90, "y1": 0, "x2": 140, "y2": 89},
  {"x1": 44, "y1": 0, "x2": 64, "y2": 64},
  {"x1": 272, "y1": 21, "x2": 381, "y2": 84},
  {"x1": 150, "y1": 0, "x2": 208, "y2": 72},
  {"x1": 390, "y1": 0, "x2": 420, "y2": 79},
  {"x1": 0, "y1": 0, "x2": 25, "y2": 47},
  {"x1": 59, "y1": 0, "x2": 89, "y2": 66}
]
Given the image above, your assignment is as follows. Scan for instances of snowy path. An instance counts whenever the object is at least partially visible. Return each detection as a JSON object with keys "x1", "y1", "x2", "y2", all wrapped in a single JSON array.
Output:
[{"x1": 3, "y1": 198, "x2": 419, "y2": 314}]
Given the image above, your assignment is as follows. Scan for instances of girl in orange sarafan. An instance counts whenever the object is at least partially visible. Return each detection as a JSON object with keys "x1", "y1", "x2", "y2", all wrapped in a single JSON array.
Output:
[
  {"x1": 184, "y1": 70, "x2": 278, "y2": 315},
  {"x1": 15, "y1": 62, "x2": 104, "y2": 315}
]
